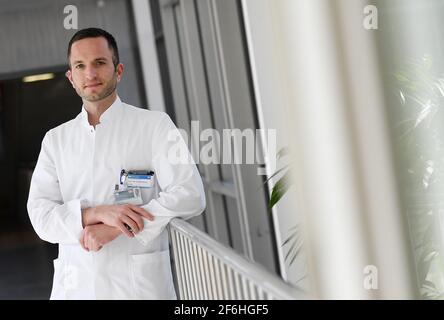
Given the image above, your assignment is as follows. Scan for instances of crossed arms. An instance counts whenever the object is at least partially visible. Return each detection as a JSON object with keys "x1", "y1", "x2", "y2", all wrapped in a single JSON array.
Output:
[{"x1": 79, "y1": 204, "x2": 154, "y2": 252}]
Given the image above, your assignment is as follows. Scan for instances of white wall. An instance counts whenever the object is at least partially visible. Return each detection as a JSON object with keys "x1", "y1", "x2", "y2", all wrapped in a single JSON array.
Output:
[{"x1": 241, "y1": 0, "x2": 309, "y2": 290}]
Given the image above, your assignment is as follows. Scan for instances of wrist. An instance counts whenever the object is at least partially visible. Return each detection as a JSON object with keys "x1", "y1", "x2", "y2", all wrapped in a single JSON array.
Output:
[
  {"x1": 82, "y1": 207, "x2": 101, "y2": 227},
  {"x1": 93, "y1": 207, "x2": 102, "y2": 223}
]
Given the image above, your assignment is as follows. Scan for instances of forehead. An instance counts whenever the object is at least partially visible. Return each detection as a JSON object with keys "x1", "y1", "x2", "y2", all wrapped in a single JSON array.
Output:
[{"x1": 69, "y1": 37, "x2": 113, "y2": 62}]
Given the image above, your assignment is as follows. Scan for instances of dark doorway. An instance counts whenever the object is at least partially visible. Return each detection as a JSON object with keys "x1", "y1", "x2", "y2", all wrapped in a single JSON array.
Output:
[{"x1": 0, "y1": 68, "x2": 81, "y2": 299}]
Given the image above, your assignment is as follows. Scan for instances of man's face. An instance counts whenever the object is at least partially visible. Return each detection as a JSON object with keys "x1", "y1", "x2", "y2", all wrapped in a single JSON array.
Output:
[{"x1": 66, "y1": 37, "x2": 123, "y2": 102}]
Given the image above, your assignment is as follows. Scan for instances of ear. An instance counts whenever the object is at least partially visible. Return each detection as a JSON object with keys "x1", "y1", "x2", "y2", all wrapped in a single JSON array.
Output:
[
  {"x1": 116, "y1": 63, "x2": 124, "y2": 82},
  {"x1": 65, "y1": 69, "x2": 75, "y2": 88}
]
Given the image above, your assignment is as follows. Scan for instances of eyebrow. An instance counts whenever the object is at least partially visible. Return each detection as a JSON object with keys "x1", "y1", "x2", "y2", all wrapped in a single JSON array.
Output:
[{"x1": 72, "y1": 57, "x2": 109, "y2": 65}]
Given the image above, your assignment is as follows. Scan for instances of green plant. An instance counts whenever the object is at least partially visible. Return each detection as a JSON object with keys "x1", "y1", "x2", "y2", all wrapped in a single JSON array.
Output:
[
  {"x1": 265, "y1": 148, "x2": 303, "y2": 269},
  {"x1": 266, "y1": 148, "x2": 291, "y2": 209},
  {"x1": 393, "y1": 55, "x2": 444, "y2": 299}
]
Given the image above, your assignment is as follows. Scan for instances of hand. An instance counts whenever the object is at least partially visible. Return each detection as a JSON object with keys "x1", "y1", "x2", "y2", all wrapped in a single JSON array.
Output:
[
  {"x1": 92, "y1": 204, "x2": 154, "y2": 237},
  {"x1": 80, "y1": 224, "x2": 121, "y2": 252}
]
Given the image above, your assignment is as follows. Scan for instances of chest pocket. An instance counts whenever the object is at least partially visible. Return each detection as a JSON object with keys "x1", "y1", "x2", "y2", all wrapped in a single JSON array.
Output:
[
  {"x1": 140, "y1": 175, "x2": 159, "y2": 205},
  {"x1": 122, "y1": 170, "x2": 159, "y2": 205}
]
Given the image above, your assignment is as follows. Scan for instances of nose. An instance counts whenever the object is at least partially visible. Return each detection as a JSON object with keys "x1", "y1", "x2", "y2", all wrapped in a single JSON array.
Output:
[{"x1": 85, "y1": 65, "x2": 98, "y2": 80}]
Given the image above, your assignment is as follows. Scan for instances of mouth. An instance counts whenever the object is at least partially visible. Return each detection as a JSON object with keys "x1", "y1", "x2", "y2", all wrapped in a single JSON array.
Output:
[{"x1": 84, "y1": 83, "x2": 102, "y2": 89}]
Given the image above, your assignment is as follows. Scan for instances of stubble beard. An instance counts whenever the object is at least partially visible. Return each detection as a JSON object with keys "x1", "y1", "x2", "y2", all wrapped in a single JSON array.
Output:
[{"x1": 78, "y1": 74, "x2": 118, "y2": 102}]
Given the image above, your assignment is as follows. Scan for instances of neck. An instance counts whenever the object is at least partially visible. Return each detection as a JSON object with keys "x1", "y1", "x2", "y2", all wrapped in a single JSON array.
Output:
[{"x1": 83, "y1": 91, "x2": 117, "y2": 127}]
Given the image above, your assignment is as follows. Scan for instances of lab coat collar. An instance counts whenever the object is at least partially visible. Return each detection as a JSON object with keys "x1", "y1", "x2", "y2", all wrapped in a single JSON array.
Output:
[{"x1": 78, "y1": 96, "x2": 122, "y2": 128}]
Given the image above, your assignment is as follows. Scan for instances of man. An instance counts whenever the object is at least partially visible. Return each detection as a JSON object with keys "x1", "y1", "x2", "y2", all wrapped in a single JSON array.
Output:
[{"x1": 27, "y1": 28, "x2": 206, "y2": 300}]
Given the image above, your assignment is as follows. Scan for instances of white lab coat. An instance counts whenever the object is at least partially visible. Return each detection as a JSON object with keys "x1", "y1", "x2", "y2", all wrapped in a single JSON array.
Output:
[{"x1": 27, "y1": 97, "x2": 206, "y2": 299}]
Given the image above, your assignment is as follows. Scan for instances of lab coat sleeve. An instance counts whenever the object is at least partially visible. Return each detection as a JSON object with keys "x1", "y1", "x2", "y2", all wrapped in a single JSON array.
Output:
[
  {"x1": 27, "y1": 132, "x2": 84, "y2": 244},
  {"x1": 138, "y1": 113, "x2": 206, "y2": 244}
]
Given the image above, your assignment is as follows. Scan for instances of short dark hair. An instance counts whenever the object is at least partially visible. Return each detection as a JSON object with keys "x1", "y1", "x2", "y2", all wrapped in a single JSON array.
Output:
[{"x1": 67, "y1": 27, "x2": 119, "y2": 69}]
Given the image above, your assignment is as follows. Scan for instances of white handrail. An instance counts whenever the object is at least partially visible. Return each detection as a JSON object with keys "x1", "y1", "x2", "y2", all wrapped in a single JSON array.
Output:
[{"x1": 168, "y1": 218, "x2": 306, "y2": 300}]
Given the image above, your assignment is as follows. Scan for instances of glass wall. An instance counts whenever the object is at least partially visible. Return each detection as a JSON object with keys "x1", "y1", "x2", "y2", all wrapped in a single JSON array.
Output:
[{"x1": 376, "y1": 0, "x2": 444, "y2": 299}]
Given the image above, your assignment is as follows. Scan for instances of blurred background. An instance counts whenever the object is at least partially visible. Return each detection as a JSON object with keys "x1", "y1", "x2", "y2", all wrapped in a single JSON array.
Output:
[{"x1": 1, "y1": 0, "x2": 443, "y2": 299}]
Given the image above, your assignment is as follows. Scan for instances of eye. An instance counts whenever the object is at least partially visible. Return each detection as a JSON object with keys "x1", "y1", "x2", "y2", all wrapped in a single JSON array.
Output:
[{"x1": 75, "y1": 64, "x2": 84, "y2": 70}]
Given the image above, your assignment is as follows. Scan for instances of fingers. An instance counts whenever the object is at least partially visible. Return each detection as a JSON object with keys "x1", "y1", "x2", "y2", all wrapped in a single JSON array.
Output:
[
  {"x1": 79, "y1": 230, "x2": 89, "y2": 252},
  {"x1": 126, "y1": 210, "x2": 145, "y2": 231},
  {"x1": 87, "y1": 233, "x2": 92, "y2": 252},
  {"x1": 80, "y1": 226, "x2": 105, "y2": 251},
  {"x1": 87, "y1": 236, "x2": 102, "y2": 252},
  {"x1": 118, "y1": 222, "x2": 134, "y2": 238},
  {"x1": 121, "y1": 215, "x2": 139, "y2": 234},
  {"x1": 128, "y1": 205, "x2": 154, "y2": 221},
  {"x1": 85, "y1": 233, "x2": 96, "y2": 251},
  {"x1": 105, "y1": 205, "x2": 153, "y2": 237}
]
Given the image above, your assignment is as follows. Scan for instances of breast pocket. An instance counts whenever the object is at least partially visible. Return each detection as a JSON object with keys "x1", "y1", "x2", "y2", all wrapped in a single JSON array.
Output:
[
  {"x1": 140, "y1": 186, "x2": 157, "y2": 205},
  {"x1": 130, "y1": 250, "x2": 177, "y2": 300},
  {"x1": 132, "y1": 171, "x2": 159, "y2": 205}
]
